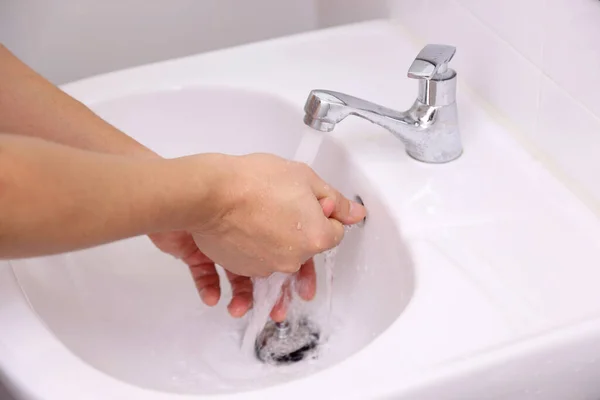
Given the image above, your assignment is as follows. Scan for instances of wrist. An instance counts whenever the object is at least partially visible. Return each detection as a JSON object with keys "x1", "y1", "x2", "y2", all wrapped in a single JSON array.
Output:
[
  {"x1": 147, "y1": 153, "x2": 235, "y2": 235},
  {"x1": 105, "y1": 126, "x2": 161, "y2": 159}
]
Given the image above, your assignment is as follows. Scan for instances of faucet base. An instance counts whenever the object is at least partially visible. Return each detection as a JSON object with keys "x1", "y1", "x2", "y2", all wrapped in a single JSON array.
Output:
[
  {"x1": 407, "y1": 148, "x2": 463, "y2": 164},
  {"x1": 402, "y1": 101, "x2": 463, "y2": 163}
]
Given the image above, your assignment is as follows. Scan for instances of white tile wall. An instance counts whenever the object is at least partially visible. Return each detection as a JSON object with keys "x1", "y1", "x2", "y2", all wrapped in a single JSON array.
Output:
[
  {"x1": 544, "y1": 0, "x2": 600, "y2": 118},
  {"x1": 457, "y1": 0, "x2": 546, "y2": 65},
  {"x1": 390, "y1": 0, "x2": 600, "y2": 207},
  {"x1": 392, "y1": 0, "x2": 543, "y2": 133},
  {"x1": 536, "y1": 77, "x2": 600, "y2": 201}
]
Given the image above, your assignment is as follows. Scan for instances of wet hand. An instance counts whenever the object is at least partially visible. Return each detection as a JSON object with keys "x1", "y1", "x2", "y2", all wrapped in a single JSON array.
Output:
[
  {"x1": 150, "y1": 152, "x2": 366, "y2": 321},
  {"x1": 148, "y1": 230, "x2": 316, "y2": 320},
  {"x1": 190, "y1": 153, "x2": 366, "y2": 278}
]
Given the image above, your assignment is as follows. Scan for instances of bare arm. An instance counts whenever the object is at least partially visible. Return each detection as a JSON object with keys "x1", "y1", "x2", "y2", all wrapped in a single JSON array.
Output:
[
  {"x1": 0, "y1": 44, "x2": 365, "y2": 319},
  {"x1": 0, "y1": 134, "x2": 212, "y2": 258},
  {"x1": 0, "y1": 134, "x2": 362, "y2": 277},
  {"x1": 0, "y1": 44, "x2": 154, "y2": 157}
]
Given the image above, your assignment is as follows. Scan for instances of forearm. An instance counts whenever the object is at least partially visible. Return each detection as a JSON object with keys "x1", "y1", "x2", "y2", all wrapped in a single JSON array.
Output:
[
  {"x1": 0, "y1": 44, "x2": 155, "y2": 157},
  {"x1": 0, "y1": 134, "x2": 213, "y2": 259}
]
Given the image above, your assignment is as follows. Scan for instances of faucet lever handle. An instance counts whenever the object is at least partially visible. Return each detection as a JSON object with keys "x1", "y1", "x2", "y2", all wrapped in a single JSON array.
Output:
[{"x1": 407, "y1": 44, "x2": 456, "y2": 80}]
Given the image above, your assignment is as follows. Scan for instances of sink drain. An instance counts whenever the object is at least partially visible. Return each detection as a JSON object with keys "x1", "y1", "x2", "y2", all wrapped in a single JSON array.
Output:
[{"x1": 255, "y1": 317, "x2": 320, "y2": 365}]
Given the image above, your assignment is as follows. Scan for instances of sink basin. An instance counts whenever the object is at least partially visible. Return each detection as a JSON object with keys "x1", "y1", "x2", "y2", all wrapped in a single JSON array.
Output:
[
  {"x1": 3, "y1": 20, "x2": 600, "y2": 400},
  {"x1": 2, "y1": 86, "x2": 415, "y2": 396}
]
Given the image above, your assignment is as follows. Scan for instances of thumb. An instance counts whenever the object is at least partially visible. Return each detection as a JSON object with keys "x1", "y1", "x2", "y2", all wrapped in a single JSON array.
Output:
[
  {"x1": 319, "y1": 192, "x2": 366, "y2": 225},
  {"x1": 309, "y1": 169, "x2": 366, "y2": 225}
]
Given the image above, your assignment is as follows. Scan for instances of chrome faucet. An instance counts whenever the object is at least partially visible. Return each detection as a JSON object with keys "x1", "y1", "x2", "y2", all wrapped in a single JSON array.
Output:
[{"x1": 303, "y1": 44, "x2": 463, "y2": 163}]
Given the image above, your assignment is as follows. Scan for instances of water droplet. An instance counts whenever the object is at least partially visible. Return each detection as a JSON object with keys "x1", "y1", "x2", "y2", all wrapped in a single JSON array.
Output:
[
  {"x1": 288, "y1": 246, "x2": 293, "y2": 251},
  {"x1": 296, "y1": 222, "x2": 302, "y2": 230}
]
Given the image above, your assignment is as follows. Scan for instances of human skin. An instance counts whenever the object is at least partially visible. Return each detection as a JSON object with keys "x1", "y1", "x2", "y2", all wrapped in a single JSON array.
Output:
[{"x1": 0, "y1": 44, "x2": 366, "y2": 321}]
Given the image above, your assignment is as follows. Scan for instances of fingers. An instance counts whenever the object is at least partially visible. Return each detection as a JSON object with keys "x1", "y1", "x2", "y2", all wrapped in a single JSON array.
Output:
[
  {"x1": 149, "y1": 230, "x2": 199, "y2": 258},
  {"x1": 226, "y1": 271, "x2": 253, "y2": 318},
  {"x1": 325, "y1": 192, "x2": 366, "y2": 225},
  {"x1": 186, "y1": 249, "x2": 221, "y2": 307},
  {"x1": 270, "y1": 280, "x2": 291, "y2": 322},
  {"x1": 300, "y1": 201, "x2": 346, "y2": 253},
  {"x1": 310, "y1": 176, "x2": 366, "y2": 226},
  {"x1": 319, "y1": 197, "x2": 335, "y2": 217},
  {"x1": 269, "y1": 260, "x2": 316, "y2": 322},
  {"x1": 152, "y1": 231, "x2": 254, "y2": 317},
  {"x1": 296, "y1": 258, "x2": 317, "y2": 301}
]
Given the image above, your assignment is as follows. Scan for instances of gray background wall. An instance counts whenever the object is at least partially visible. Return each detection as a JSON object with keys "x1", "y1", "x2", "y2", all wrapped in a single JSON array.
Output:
[{"x1": 0, "y1": 0, "x2": 388, "y2": 84}]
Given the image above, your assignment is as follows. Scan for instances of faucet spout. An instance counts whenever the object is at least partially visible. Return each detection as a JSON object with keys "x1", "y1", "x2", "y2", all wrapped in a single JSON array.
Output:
[
  {"x1": 302, "y1": 44, "x2": 463, "y2": 164},
  {"x1": 304, "y1": 90, "x2": 425, "y2": 131},
  {"x1": 303, "y1": 89, "x2": 462, "y2": 163}
]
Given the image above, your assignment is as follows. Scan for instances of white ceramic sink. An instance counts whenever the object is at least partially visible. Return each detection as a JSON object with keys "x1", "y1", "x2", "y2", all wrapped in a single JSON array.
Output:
[
  {"x1": 3, "y1": 20, "x2": 600, "y2": 400},
  {"x1": 3, "y1": 86, "x2": 414, "y2": 396}
]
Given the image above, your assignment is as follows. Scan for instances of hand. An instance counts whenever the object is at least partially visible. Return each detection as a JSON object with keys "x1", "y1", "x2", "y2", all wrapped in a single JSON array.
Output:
[
  {"x1": 149, "y1": 152, "x2": 365, "y2": 321},
  {"x1": 148, "y1": 230, "x2": 317, "y2": 321},
  {"x1": 190, "y1": 153, "x2": 366, "y2": 277}
]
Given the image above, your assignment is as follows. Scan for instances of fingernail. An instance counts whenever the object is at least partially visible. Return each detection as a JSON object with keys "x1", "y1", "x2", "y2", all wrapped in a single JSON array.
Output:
[
  {"x1": 199, "y1": 289, "x2": 219, "y2": 307},
  {"x1": 227, "y1": 303, "x2": 245, "y2": 318},
  {"x1": 349, "y1": 201, "x2": 365, "y2": 218}
]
